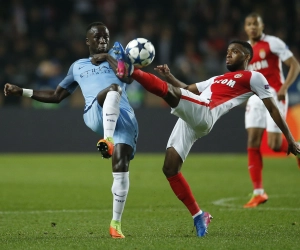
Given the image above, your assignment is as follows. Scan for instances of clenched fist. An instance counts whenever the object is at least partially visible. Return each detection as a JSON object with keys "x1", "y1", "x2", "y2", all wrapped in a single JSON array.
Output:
[{"x1": 4, "y1": 83, "x2": 22, "y2": 96}]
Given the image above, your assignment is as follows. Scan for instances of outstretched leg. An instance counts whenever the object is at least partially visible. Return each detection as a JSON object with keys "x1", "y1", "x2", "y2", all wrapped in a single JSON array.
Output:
[
  {"x1": 113, "y1": 41, "x2": 182, "y2": 107},
  {"x1": 131, "y1": 69, "x2": 182, "y2": 108}
]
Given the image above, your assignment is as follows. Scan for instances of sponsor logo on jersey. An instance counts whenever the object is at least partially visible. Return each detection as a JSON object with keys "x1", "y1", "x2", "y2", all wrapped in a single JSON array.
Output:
[
  {"x1": 248, "y1": 60, "x2": 269, "y2": 71},
  {"x1": 214, "y1": 78, "x2": 236, "y2": 88},
  {"x1": 264, "y1": 85, "x2": 270, "y2": 89},
  {"x1": 234, "y1": 73, "x2": 243, "y2": 78},
  {"x1": 80, "y1": 65, "x2": 112, "y2": 78},
  {"x1": 259, "y1": 49, "x2": 266, "y2": 59}
]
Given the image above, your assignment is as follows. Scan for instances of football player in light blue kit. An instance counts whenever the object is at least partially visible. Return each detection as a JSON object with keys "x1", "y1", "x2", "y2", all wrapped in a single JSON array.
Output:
[{"x1": 4, "y1": 22, "x2": 138, "y2": 238}]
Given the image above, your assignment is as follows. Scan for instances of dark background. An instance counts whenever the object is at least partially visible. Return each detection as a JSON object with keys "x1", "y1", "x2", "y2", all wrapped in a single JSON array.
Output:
[
  {"x1": 0, "y1": 0, "x2": 299, "y2": 153},
  {"x1": 0, "y1": 107, "x2": 246, "y2": 153}
]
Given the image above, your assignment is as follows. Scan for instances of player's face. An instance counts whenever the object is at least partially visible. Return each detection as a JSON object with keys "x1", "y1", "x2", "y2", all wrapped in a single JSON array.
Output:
[
  {"x1": 86, "y1": 25, "x2": 110, "y2": 55},
  {"x1": 244, "y1": 16, "x2": 264, "y2": 40},
  {"x1": 226, "y1": 43, "x2": 247, "y2": 71}
]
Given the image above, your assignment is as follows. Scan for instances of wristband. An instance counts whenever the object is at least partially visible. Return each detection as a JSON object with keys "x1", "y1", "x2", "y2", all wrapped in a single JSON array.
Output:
[{"x1": 22, "y1": 88, "x2": 33, "y2": 97}]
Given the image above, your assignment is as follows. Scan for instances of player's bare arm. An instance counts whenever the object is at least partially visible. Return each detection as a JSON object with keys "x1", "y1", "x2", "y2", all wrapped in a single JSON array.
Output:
[
  {"x1": 4, "y1": 83, "x2": 70, "y2": 103},
  {"x1": 154, "y1": 64, "x2": 200, "y2": 95},
  {"x1": 185, "y1": 84, "x2": 200, "y2": 95},
  {"x1": 154, "y1": 64, "x2": 187, "y2": 88},
  {"x1": 277, "y1": 56, "x2": 300, "y2": 101},
  {"x1": 262, "y1": 97, "x2": 300, "y2": 155},
  {"x1": 91, "y1": 53, "x2": 133, "y2": 84}
]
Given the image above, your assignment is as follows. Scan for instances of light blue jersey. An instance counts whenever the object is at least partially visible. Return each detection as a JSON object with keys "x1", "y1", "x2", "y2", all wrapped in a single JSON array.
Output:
[{"x1": 59, "y1": 49, "x2": 138, "y2": 158}]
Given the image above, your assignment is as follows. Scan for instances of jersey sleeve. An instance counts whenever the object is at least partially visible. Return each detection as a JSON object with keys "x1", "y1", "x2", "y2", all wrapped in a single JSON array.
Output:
[
  {"x1": 58, "y1": 62, "x2": 78, "y2": 94},
  {"x1": 195, "y1": 76, "x2": 216, "y2": 93},
  {"x1": 250, "y1": 71, "x2": 273, "y2": 99},
  {"x1": 269, "y1": 36, "x2": 293, "y2": 62}
]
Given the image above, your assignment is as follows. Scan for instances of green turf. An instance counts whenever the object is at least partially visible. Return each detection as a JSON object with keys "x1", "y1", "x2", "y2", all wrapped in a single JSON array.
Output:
[{"x1": 0, "y1": 153, "x2": 299, "y2": 250}]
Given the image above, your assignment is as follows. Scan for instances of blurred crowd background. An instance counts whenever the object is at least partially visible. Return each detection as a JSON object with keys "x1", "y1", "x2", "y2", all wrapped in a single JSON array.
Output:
[{"x1": 1, "y1": 0, "x2": 300, "y2": 109}]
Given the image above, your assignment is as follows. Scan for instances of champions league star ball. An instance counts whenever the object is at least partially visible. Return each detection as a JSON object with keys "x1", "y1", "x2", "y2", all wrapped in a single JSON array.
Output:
[{"x1": 125, "y1": 38, "x2": 155, "y2": 68}]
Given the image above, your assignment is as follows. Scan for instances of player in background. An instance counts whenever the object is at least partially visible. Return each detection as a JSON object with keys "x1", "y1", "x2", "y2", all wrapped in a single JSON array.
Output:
[
  {"x1": 113, "y1": 40, "x2": 300, "y2": 237},
  {"x1": 4, "y1": 22, "x2": 138, "y2": 239},
  {"x1": 243, "y1": 13, "x2": 300, "y2": 208}
]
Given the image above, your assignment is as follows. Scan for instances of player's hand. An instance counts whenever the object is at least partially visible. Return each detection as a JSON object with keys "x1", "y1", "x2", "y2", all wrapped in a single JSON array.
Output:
[
  {"x1": 277, "y1": 86, "x2": 287, "y2": 101},
  {"x1": 90, "y1": 53, "x2": 108, "y2": 66},
  {"x1": 287, "y1": 141, "x2": 300, "y2": 156},
  {"x1": 154, "y1": 64, "x2": 171, "y2": 77},
  {"x1": 4, "y1": 83, "x2": 22, "y2": 96}
]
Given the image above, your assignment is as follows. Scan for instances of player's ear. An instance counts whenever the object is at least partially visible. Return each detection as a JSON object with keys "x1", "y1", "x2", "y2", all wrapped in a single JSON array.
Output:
[
  {"x1": 245, "y1": 53, "x2": 251, "y2": 62},
  {"x1": 244, "y1": 54, "x2": 249, "y2": 67},
  {"x1": 86, "y1": 38, "x2": 90, "y2": 46}
]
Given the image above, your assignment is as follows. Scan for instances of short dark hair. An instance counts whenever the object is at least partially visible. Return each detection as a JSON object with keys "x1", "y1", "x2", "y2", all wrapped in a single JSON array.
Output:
[
  {"x1": 229, "y1": 40, "x2": 253, "y2": 62},
  {"x1": 245, "y1": 12, "x2": 264, "y2": 24},
  {"x1": 86, "y1": 22, "x2": 107, "y2": 34}
]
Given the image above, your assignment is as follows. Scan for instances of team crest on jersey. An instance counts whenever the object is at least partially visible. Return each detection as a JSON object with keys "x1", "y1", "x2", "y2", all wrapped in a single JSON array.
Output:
[
  {"x1": 234, "y1": 73, "x2": 243, "y2": 78},
  {"x1": 259, "y1": 49, "x2": 266, "y2": 59}
]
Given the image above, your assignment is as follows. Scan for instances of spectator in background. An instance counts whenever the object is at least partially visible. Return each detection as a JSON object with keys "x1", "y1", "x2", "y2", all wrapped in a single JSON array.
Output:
[
  {"x1": 1, "y1": 0, "x2": 300, "y2": 108},
  {"x1": 157, "y1": 25, "x2": 174, "y2": 66},
  {"x1": 32, "y1": 60, "x2": 65, "y2": 109},
  {"x1": 173, "y1": 40, "x2": 204, "y2": 84}
]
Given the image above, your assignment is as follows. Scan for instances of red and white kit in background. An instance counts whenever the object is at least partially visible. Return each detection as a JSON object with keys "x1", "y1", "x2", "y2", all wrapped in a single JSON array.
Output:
[
  {"x1": 245, "y1": 34, "x2": 293, "y2": 131},
  {"x1": 167, "y1": 70, "x2": 272, "y2": 161}
]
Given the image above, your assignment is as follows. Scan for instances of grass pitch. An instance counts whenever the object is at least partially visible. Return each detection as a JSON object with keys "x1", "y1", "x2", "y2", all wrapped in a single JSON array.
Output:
[{"x1": 0, "y1": 153, "x2": 299, "y2": 250}]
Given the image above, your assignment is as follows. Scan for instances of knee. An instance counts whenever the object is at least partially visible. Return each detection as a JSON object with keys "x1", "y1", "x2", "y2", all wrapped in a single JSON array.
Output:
[
  {"x1": 162, "y1": 164, "x2": 177, "y2": 178},
  {"x1": 268, "y1": 141, "x2": 281, "y2": 151},
  {"x1": 247, "y1": 134, "x2": 261, "y2": 148},
  {"x1": 113, "y1": 158, "x2": 129, "y2": 172},
  {"x1": 162, "y1": 148, "x2": 182, "y2": 177},
  {"x1": 267, "y1": 135, "x2": 282, "y2": 151},
  {"x1": 109, "y1": 84, "x2": 122, "y2": 95}
]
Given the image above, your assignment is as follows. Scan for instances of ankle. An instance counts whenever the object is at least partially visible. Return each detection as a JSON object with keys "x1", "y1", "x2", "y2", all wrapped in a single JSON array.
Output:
[{"x1": 106, "y1": 137, "x2": 114, "y2": 143}]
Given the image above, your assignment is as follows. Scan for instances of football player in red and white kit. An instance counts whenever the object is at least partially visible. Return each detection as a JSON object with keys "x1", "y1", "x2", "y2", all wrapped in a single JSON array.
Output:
[
  {"x1": 243, "y1": 13, "x2": 300, "y2": 208},
  {"x1": 113, "y1": 40, "x2": 300, "y2": 237}
]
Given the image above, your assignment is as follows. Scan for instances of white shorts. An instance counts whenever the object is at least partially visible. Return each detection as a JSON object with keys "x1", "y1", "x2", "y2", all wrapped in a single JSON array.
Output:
[
  {"x1": 245, "y1": 88, "x2": 288, "y2": 133},
  {"x1": 167, "y1": 89, "x2": 215, "y2": 162}
]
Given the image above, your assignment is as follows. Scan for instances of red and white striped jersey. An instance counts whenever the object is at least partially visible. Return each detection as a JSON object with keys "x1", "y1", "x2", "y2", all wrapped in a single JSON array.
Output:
[
  {"x1": 247, "y1": 34, "x2": 293, "y2": 92},
  {"x1": 195, "y1": 70, "x2": 272, "y2": 118}
]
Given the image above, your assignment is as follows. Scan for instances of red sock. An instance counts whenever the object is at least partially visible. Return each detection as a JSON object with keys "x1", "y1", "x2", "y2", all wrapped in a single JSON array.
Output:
[
  {"x1": 167, "y1": 172, "x2": 200, "y2": 216},
  {"x1": 247, "y1": 148, "x2": 263, "y2": 189},
  {"x1": 132, "y1": 69, "x2": 168, "y2": 97},
  {"x1": 279, "y1": 138, "x2": 288, "y2": 152}
]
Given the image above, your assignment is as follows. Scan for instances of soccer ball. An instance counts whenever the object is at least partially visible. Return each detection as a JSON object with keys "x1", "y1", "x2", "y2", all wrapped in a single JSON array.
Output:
[{"x1": 125, "y1": 38, "x2": 155, "y2": 68}]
